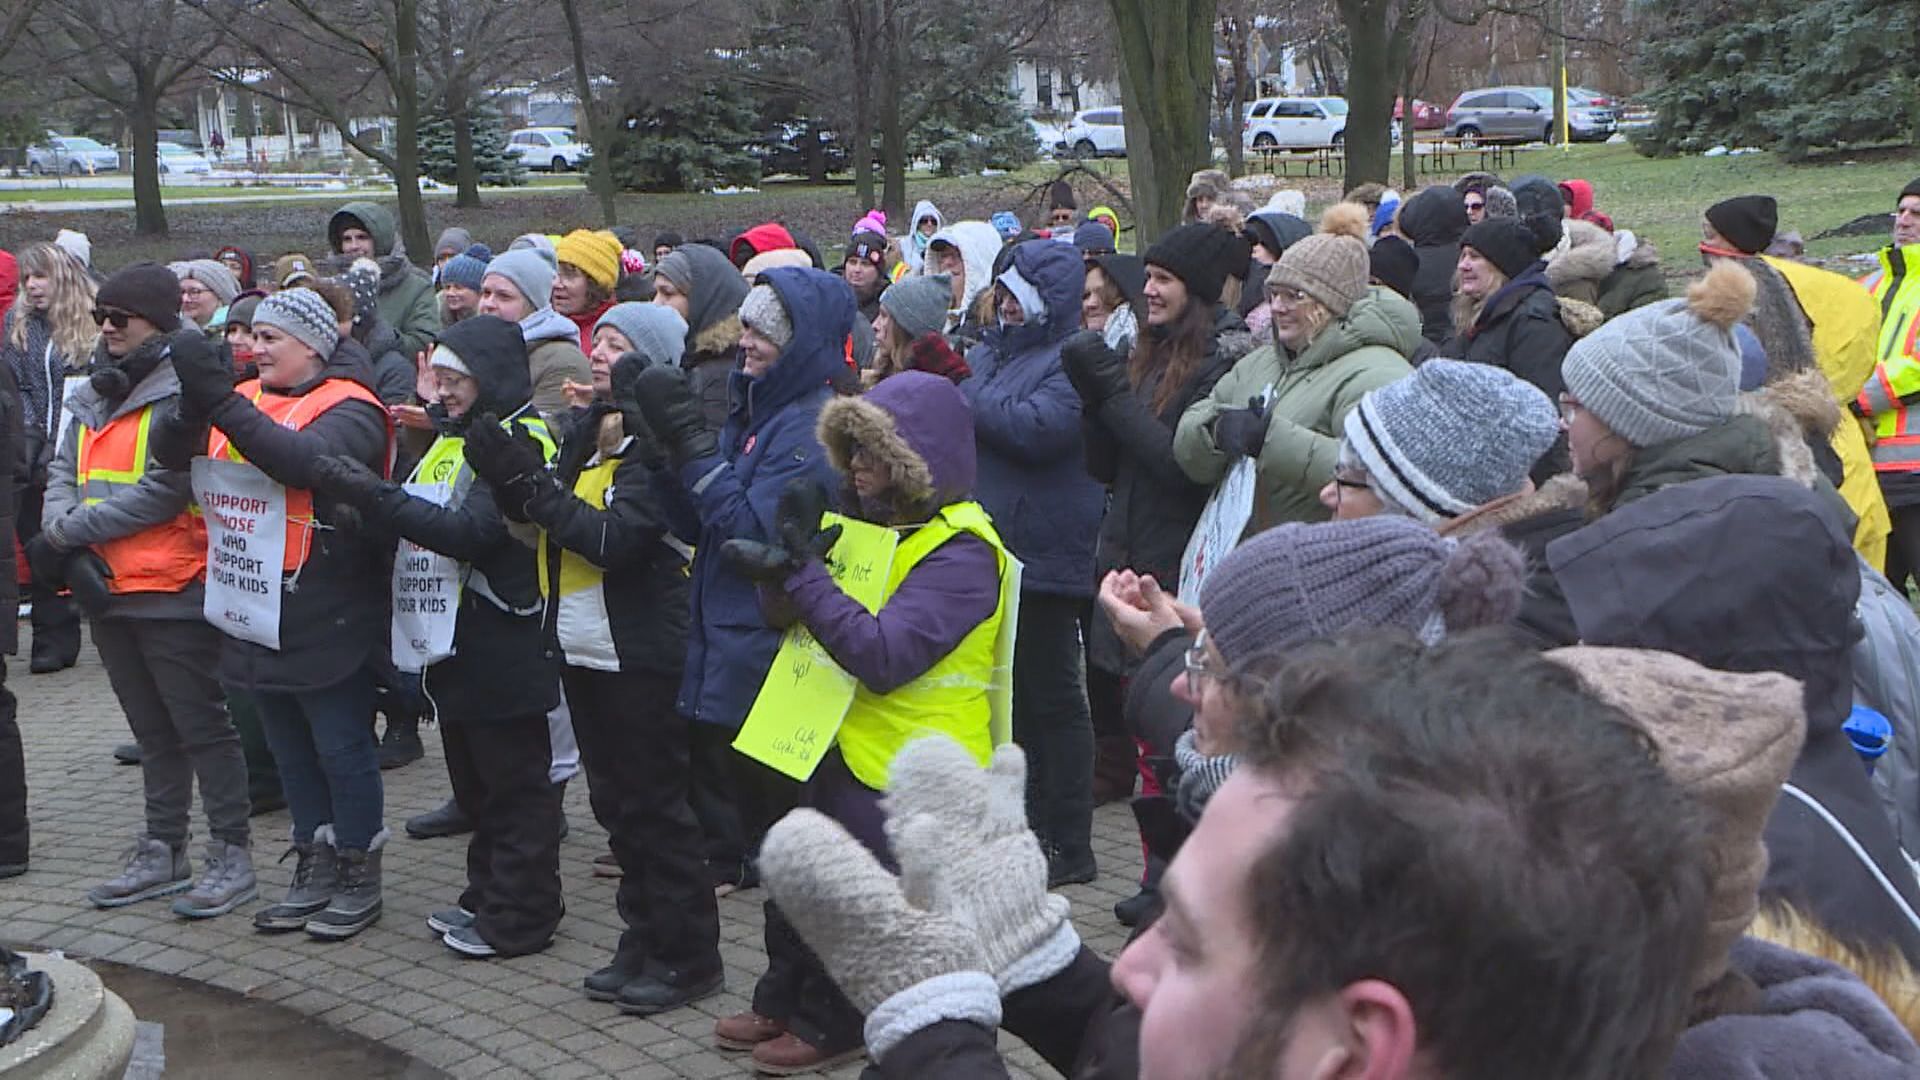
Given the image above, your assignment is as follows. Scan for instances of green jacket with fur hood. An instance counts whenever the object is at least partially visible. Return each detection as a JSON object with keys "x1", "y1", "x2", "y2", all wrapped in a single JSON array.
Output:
[
  {"x1": 1175, "y1": 285, "x2": 1418, "y2": 533},
  {"x1": 329, "y1": 200, "x2": 440, "y2": 359}
]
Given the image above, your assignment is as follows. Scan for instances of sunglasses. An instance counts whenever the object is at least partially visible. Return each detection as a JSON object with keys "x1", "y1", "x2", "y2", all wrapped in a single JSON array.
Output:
[
  {"x1": 91, "y1": 308, "x2": 133, "y2": 329},
  {"x1": 1465, "y1": 200, "x2": 1486, "y2": 211}
]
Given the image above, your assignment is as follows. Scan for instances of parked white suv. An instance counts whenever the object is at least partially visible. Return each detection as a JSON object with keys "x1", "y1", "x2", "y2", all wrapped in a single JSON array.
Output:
[
  {"x1": 1243, "y1": 97, "x2": 1348, "y2": 151},
  {"x1": 1061, "y1": 108, "x2": 1126, "y2": 158},
  {"x1": 508, "y1": 127, "x2": 591, "y2": 172}
]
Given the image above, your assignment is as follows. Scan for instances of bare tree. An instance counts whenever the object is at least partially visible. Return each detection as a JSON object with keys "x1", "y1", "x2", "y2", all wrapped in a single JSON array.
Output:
[
  {"x1": 209, "y1": 0, "x2": 434, "y2": 260},
  {"x1": 557, "y1": 0, "x2": 618, "y2": 225},
  {"x1": 418, "y1": 0, "x2": 542, "y2": 208},
  {"x1": 28, "y1": 0, "x2": 222, "y2": 235},
  {"x1": 1107, "y1": 0, "x2": 1217, "y2": 243}
]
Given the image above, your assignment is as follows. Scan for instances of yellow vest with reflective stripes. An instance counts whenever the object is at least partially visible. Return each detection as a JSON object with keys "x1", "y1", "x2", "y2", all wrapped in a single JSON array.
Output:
[
  {"x1": 407, "y1": 414, "x2": 555, "y2": 493},
  {"x1": 74, "y1": 405, "x2": 206, "y2": 594},
  {"x1": 837, "y1": 501, "x2": 1008, "y2": 790},
  {"x1": 1860, "y1": 245, "x2": 1920, "y2": 471}
]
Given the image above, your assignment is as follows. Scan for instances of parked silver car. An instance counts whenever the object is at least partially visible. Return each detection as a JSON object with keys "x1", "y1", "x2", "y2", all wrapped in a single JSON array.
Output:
[
  {"x1": 26, "y1": 136, "x2": 120, "y2": 176},
  {"x1": 1444, "y1": 86, "x2": 1616, "y2": 144}
]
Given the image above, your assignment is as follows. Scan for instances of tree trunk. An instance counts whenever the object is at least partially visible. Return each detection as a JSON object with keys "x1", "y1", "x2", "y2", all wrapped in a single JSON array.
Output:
[
  {"x1": 1107, "y1": 0, "x2": 1217, "y2": 244},
  {"x1": 1398, "y1": 47, "x2": 1417, "y2": 191},
  {"x1": 130, "y1": 69, "x2": 167, "y2": 236},
  {"x1": 1548, "y1": 0, "x2": 1566, "y2": 144},
  {"x1": 878, "y1": 6, "x2": 908, "y2": 221},
  {"x1": 451, "y1": 89, "x2": 480, "y2": 208},
  {"x1": 388, "y1": 0, "x2": 431, "y2": 262},
  {"x1": 1222, "y1": 13, "x2": 1248, "y2": 177},
  {"x1": 845, "y1": 0, "x2": 876, "y2": 212},
  {"x1": 1336, "y1": 0, "x2": 1413, "y2": 191},
  {"x1": 559, "y1": 0, "x2": 617, "y2": 226}
]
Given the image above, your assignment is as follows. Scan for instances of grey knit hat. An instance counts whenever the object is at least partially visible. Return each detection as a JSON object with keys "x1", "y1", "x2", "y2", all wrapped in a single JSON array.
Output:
[
  {"x1": 439, "y1": 244, "x2": 492, "y2": 291},
  {"x1": 1264, "y1": 203, "x2": 1371, "y2": 316},
  {"x1": 595, "y1": 302, "x2": 688, "y2": 367},
  {"x1": 740, "y1": 283, "x2": 794, "y2": 350},
  {"x1": 1561, "y1": 262, "x2": 1756, "y2": 449},
  {"x1": 1344, "y1": 359, "x2": 1560, "y2": 523},
  {"x1": 252, "y1": 287, "x2": 341, "y2": 357},
  {"x1": 1482, "y1": 186, "x2": 1519, "y2": 219},
  {"x1": 1199, "y1": 516, "x2": 1526, "y2": 664},
  {"x1": 170, "y1": 259, "x2": 241, "y2": 305},
  {"x1": 880, "y1": 274, "x2": 953, "y2": 340},
  {"x1": 483, "y1": 248, "x2": 556, "y2": 311}
]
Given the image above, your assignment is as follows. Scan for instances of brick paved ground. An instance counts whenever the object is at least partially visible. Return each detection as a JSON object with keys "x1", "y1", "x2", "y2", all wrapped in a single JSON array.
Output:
[{"x1": 0, "y1": 639, "x2": 1146, "y2": 1078}]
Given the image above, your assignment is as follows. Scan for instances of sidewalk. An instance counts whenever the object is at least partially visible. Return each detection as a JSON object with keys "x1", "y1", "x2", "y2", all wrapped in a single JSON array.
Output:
[{"x1": 0, "y1": 641, "x2": 1145, "y2": 1078}]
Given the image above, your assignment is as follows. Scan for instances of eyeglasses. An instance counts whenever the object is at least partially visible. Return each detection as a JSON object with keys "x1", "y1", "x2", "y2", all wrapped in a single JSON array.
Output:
[
  {"x1": 1332, "y1": 469, "x2": 1371, "y2": 491},
  {"x1": 1268, "y1": 286, "x2": 1310, "y2": 307},
  {"x1": 1558, "y1": 393, "x2": 1583, "y2": 422},
  {"x1": 1465, "y1": 200, "x2": 1485, "y2": 212},
  {"x1": 1184, "y1": 630, "x2": 1223, "y2": 689},
  {"x1": 91, "y1": 307, "x2": 132, "y2": 329},
  {"x1": 180, "y1": 284, "x2": 212, "y2": 300}
]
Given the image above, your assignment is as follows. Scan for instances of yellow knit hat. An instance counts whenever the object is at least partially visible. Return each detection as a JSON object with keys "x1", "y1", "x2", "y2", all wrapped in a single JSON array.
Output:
[{"x1": 555, "y1": 229, "x2": 623, "y2": 291}]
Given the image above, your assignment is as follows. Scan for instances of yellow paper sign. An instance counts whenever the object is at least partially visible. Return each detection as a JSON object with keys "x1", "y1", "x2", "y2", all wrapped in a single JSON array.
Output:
[{"x1": 733, "y1": 514, "x2": 898, "y2": 781}]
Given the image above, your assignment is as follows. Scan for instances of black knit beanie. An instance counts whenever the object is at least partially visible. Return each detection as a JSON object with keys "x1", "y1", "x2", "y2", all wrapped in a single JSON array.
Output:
[
  {"x1": 1705, "y1": 195, "x2": 1779, "y2": 256},
  {"x1": 1369, "y1": 235, "x2": 1418, "y2": 299},
  {"x1": 97, "y1": 262, "x2": 183, "y2": 333},
  {"x1": 1460, "y1": 217, "x2": 1541, "y2": 281},
  {"x1": 1899, "y1": 179, "x2": 1920, "y2": 207},
  {"x1": 1143, "y1": 223, "x2": 1251, "y2": 306}
]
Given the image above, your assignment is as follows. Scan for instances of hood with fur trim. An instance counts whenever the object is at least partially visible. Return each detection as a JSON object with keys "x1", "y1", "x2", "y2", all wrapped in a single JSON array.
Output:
[
  {"x1": 818, "y1": 370, "x2": 976, "y2": 513},
  {"x1": 1547, "y1": 218, "x2": 1618, "y2": 292}
]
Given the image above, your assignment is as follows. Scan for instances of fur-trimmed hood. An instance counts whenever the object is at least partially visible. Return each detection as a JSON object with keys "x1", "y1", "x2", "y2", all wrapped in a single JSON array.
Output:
[
  {"x1": 1440, "y1": 473, "x2": 1589, "y2": 538},
  {"x1": 689, "y1": 312, "x2": 742, "y2": 362},
  {"x1": 1617, "y1": 230, "x2": 1661, "y2": 270},
  {"x1": 1547, "y1": 218, "x2": 1618, "y2": 291},
  {"x1": 818, "y1": 370, "x2": 976, "y2": 512}
]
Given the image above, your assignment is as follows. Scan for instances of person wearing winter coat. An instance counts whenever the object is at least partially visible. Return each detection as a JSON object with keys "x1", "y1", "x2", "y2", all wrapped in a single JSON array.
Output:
[
  {"x1": 172, "y1": 260, "x2": 240, "y2": 335},
  {"x1": 755, "y1": 626, "x2": 1711, "y2": 1080},
  {"x1": 1547, "y1": 261, "x2": 1920, "y2": 969},
  {"x1": 1596, "y1": 229, "x2": 1668, "y2": 318},
  {"x1": 0, "y1": 261, "x2": 21, "y2": 881},
  {"x1": 35, "y1": 263, "x2": 253, "y2": 919},
  {"x1": 304, "y1": 314, "x2": 564, "y2": 960},
  {"x1": 1081, "y1": 254, "x2": 1145, "y2": 357},
  {"x1": 716, "y1": 370, "x2": 1013, "y2": 1073},
  {"x1": 867, "y1": 274, "x2": 969, "y2": 387},
  {"x1": 925, "y1": 221, "x2": 1006, "y2": 351},
  {"x1": 1444, "y1": 215, "x2": 1573, "y2": 404},
  {"x1": 1393, "y1": 186, "x2": 1470, "y2": 345},
  {"x1": 436, "y1": 244, "x2": 490, "y2": 327},
  {"x1": 154, "y1": 286, "x2": 395, "y2": 943},
  {"x1": 327, "y1": 201, "x2": 440, "y2": 358},
  {"x1": 3, "y1": 242, "x2": 93, "y2": 672},
  {"x1": 898, "y1": 199, "x2": 944, "y2": 276},
  {"x1": 959, "y1": 240, "x2": 1103, "y2": 886},
  {"x1": 322, "y1": 267, "x2": 413, "y2": 405},
  {"x1": 1545, "y1": 217, "x2": 1618, "y2": 308},
  {"x1": 476, "y1": 249, "x2": 592, "y2": 426},
  {"x1": 1175, "y1": 204, "x2": 1417, "y2": 535},
  {"x1": 1236, "y1": 210, "x2": 1311, "y2": 332},
  {"x1": 215, "y1": 246, "x2": 257, "y2": 292},
  {"x1": 552, "y1": 229, "x2": 621, "y2": 354},
  {"x1": 651, "y1": 244, "x2": 749, "y2": 431}
]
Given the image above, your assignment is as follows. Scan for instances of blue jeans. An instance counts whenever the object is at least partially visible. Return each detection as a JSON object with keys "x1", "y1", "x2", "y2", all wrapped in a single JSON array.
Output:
[{"x1": 255, "y1": 672, "x2": 383, "y2": 850}]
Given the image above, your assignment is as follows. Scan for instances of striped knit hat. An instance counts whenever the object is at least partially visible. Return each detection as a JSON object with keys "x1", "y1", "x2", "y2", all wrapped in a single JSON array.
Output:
[{"x1": 252, "y1": 287, "x2": 340, "y2": 357}]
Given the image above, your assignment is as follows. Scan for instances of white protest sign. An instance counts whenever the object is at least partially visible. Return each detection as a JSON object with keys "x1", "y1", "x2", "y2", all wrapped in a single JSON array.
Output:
[
  {"x1": 191, "y1": 456, "x2": 287, "y2": 650},
  {"x1": 391, "y1": 482, "x2": 461, "y2": 672},
  {"x1": 1178, "y1": 385, "x2": 1274, "y2": 599}
]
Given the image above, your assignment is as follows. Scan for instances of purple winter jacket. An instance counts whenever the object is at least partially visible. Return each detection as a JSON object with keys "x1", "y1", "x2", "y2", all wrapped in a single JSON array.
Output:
[{"x1": 774, "y1": 371, "x2": 1000, "y2": 693}]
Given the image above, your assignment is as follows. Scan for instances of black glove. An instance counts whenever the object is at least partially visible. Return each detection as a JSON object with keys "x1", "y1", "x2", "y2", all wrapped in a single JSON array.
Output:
[
  {"x1": 1211, "y1": 397, "x2": 1270, "y2": 458},
  {"x1": 609, "y1": 352, "x2": 664, "y2": 467},
  {"x1": 23, "y1": 534, "x2": 64, "y2": 589},
  {"x1": 462, "y1": 412, "x2": 546, "y2": 487},
  {"x1": 634, "y1": 363, "x2": 718, "y2": 465},
  {"x1": 720, "y1": 538, "x2": 800, "y2": 585},
  {"x1": 307, "y1": 455, "x2": 394, "y2": 508},
  {"x1": 169, "y1": 329, "x2": 237, "y2": 416},
  {"x1": 1060, "y1": 330, "x2": 1129, "y2": 406},
  {"x1": 775, "y1": 478, "x2": 843, "y2": 565},
  {"x1": 64, "y1": 550, "x2": 113, "y2": 617}
]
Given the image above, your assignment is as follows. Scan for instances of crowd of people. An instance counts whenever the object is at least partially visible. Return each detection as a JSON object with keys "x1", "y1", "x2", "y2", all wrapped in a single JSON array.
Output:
[{"x1": 0, "y1": 167, "x2": 1918, "y2": 1078}]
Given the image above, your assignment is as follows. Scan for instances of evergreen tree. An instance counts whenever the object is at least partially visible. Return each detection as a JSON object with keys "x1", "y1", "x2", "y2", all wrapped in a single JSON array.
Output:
[
  {"x1": 1634, "y1": 0, "x2": 1920, "y2": 161},
  {"x1": 606, "y1": 80, "x2": 762, "y2": 193},
  {"x1": 912, "y1": 70, "x2": 1041, "y2": 177},
  {"x1": 418, "y1": 103, "x2": 526, "y2": 187}
]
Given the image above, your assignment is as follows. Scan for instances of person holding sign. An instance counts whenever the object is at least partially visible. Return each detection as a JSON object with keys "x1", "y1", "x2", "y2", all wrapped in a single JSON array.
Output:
[
  {"x1": 35, "y1": 262, "x2": 255, "y2": 918},
  {"x1": 461, "y1": 303, "x2": 723, "y2": 1011},
  {"x1": 717, "y1": 370, "x2": 1012, "y2": 1075},
  {"x1": 155, "y1": 286, "x2": 395, "y2": 943},
  {"x1": 305, "y1": 314, "x2": 564, "y2": 960}
]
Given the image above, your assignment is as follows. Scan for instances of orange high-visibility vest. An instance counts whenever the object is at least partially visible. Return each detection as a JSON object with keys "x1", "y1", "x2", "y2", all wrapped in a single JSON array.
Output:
[
  {"x1": 206, "y1": 377, "x2": 389, "y2": 574},
  {"x1": 74, "y1": 405, "x2": 207, "y2": 594}
]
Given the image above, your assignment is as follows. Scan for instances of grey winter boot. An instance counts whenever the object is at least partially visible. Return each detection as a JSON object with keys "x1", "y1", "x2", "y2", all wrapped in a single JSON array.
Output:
[
  {"x1": 253, "y1": 825, "x2": 338, "y2": 933},
  {"x1": 305, "y1": 827, "x2": 388, "y2": 941},
  {"x1": 86, "y1": 837, "x2": 192, "y2": 908},
  {"x1": 172, "y1": 840, "x2": 258, "y2": 919}
]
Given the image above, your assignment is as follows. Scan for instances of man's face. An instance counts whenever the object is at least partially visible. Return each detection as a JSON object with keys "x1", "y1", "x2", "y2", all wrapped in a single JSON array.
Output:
[
  {"x1": 1113, "y1": 770, "x2": 1292, "y2": 1080},
  {"x1": 338, "y1": 226, "x2": 376, "y2": 258},
  {"x1": 1050, "y1": 207, "x2": 1075, "y2": 229},
  {"x1": 844, "y1": 257, "x2": 879, "y2": 292},
  {"x1": 97, "y1": 308, "x2": 159, "y2": 358},
  {"x1": 654, "y1": 244, "x2": 675, "y2": 263},
  {"x1": 1896, "y1": 195, "x2": 1920, "y2": 248}
]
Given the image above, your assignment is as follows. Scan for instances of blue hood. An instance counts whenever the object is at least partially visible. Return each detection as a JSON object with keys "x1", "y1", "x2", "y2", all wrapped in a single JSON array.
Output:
[
  {"x1": 985, "y1": 239, "x2": 1086, "y2": 353},
  {"x1": 731, "y1": 266, "x2": 854, "y2": 422}
]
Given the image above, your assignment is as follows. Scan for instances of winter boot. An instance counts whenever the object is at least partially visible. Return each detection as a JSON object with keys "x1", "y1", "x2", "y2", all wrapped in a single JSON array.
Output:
[
  {"x1": 306, "y1": 827, "x2": 388, "y2": 940},
  {"x1": 86, "y1": 837, "x2": 192, "y2": 908},
  {"x1": 172, "y1": 840, "x2": 258, "y2": 919},
  {"x1": 376, "y1": 712, "x2": 423, "y2": 770},
  {"x1": 253, "y1": 826, "x2": 338, "y2": 933},
  {"x1": 404, "y1": 797, "x2": 472, "y2": 840}
]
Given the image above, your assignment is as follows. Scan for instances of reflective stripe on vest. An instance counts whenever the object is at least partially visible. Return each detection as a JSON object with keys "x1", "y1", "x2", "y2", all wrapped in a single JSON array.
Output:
[
  {"x1": 836, "y1": 501, "x2": 1008, "y2": 791},
  {"x1": 74, "y1": 405, "x2": 207, "y2": 594},
  {"x1": 1861, "y1": 248, "x2": 1920, "y2": 470},
  {"x1": 205, "y1": 377, "x2": 390, "y2": 573},
  {"x1": 408, "y1": 414, "x2": 555, "y2": 490}
]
